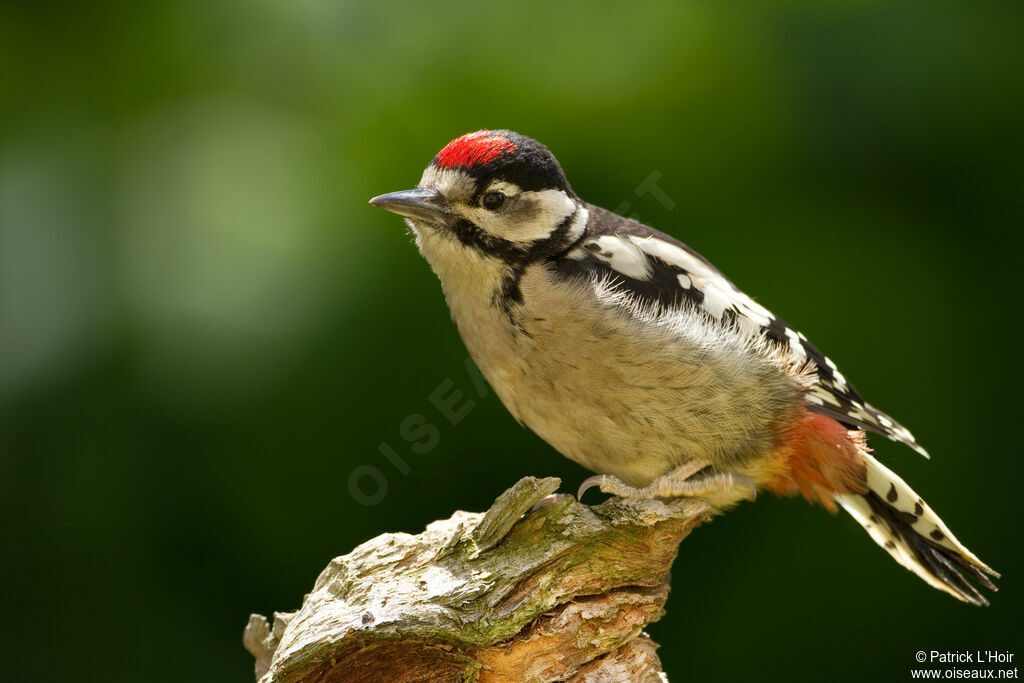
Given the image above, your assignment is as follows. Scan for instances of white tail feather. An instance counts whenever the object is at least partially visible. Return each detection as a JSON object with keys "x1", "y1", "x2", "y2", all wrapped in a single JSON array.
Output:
[{"x1": 836, "y1": 455, "x2": 997, "y2": 605}]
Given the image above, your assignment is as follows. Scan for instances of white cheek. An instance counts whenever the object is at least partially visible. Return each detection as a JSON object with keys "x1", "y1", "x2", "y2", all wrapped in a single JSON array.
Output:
[
  {"x1": 530, "y1": 188, "x2": 576, "y2": 230},
  {"x1": 465, "y1": 189, "x2": 575, "y2": 244}
]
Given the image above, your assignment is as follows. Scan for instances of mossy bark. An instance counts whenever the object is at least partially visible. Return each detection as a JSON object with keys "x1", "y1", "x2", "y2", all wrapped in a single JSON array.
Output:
[{"x1": 244, "y1": 476, "x2": 708, "y2": 682}]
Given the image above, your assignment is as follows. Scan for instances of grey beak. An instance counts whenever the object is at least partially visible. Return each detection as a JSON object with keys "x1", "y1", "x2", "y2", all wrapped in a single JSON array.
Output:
[{"x1": 369, "y1": 189, "x2": 450, "y2": 224}]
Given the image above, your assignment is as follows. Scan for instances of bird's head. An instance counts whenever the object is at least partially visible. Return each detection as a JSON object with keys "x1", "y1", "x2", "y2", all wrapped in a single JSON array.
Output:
[{"x1": 370, "y1": 130, "x2": 586, "y2": 283}]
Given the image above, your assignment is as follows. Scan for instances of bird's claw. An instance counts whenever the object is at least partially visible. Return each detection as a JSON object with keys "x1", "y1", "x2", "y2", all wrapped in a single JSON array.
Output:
[{"x1": 577, "y1": 475, "x2": 610, "y2": 501}]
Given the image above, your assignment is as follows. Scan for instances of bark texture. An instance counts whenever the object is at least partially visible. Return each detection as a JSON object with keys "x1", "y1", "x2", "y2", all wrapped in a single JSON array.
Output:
[{"x1": 244, "y1": 476, "x2": 708, "y2": 682}]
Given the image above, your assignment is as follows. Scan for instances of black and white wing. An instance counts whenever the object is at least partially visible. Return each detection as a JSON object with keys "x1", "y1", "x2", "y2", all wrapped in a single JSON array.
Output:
[{"x1": 552, "y1": 204, "x2": 929, "y2": 457}]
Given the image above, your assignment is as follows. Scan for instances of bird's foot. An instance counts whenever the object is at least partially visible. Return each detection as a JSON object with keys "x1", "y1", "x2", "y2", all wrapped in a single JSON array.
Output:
[{"x1": 578, "y1": 460, "x2": 757, "y2": 502}]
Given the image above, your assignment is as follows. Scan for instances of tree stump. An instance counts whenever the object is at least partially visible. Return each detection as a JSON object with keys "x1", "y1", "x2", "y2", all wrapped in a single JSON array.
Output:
[{"x1": 244, "y1": 476, "x2": 709, "y2": 682}]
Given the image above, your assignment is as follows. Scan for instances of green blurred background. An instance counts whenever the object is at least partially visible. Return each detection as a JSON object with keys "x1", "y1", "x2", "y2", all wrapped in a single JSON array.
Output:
[{"x1": 2, "y1": 1, "x2": 1022, "y2": 680}]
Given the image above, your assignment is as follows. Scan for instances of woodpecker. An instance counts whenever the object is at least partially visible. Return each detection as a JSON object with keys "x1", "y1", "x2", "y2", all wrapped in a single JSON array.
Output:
[{"x1": 370, "y1": 129, "x2": 997, "y2": 605}]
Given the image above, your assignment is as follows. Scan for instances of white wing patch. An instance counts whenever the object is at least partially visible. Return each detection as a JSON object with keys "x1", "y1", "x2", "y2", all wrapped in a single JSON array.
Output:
[
  {"x1": 559, "y1": 228, "x2": 930, "y2": 458},
  {"x1": 627, "y1": 235, "x2": 775, "y2": 328},
  {"x1": 583, "y1": 236, "x2": 652, "y2": 280},
  {"x1": 783, "y1": 326, "x2": 808, "y2": 361}
]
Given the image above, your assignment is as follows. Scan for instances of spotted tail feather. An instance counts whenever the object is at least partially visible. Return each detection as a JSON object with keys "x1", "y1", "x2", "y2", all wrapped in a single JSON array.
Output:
[{"x1": 836, "y1": 455, "x2": 998, "y2": 605}]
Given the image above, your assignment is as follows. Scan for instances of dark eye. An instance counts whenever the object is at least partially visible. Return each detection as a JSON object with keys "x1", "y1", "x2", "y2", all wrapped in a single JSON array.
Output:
[{"x1": 481, "y1": 191, "x2": 506, "y2": 211}]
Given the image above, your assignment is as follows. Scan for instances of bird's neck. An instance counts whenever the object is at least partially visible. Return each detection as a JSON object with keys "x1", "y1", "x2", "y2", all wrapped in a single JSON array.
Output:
[{"x1": 413, "y1": 201, "x2": 592, "y2": 349}]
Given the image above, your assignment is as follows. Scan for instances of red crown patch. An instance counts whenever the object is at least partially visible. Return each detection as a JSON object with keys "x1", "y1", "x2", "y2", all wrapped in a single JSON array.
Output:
[{"x1": 434, "y1": 131, "x2": 516, "y2": 169}]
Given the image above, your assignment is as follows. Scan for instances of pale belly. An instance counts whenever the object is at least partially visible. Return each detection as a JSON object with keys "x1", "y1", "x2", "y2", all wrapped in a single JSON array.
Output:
[{"x1": 455, "y1": 268, "x2": 805, "y2": 487}]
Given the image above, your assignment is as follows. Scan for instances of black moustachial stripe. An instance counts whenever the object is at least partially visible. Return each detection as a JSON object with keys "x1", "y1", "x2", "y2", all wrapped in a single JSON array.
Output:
[
  {"x1": 450, "y1": 203, "x2": 582, "y2": 268},
  {"x1": 496, "y1": 205, "x2": 582, "y2": 331},
  {"x1": 533, "y1": 204, "x2": 583, "y2": 260},
  {"x1": 450, "y1": 218, "x2": 528, "y2": 263}
]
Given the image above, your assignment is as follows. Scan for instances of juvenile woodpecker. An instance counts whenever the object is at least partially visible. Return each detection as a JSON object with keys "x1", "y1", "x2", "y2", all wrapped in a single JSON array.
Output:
[{"x1": 370, "y1": 129, "x2": 997, "y2": 605}]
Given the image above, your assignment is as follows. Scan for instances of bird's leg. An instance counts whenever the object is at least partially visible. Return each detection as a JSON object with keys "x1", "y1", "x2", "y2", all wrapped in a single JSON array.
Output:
[{"x1": 578, "y1": 459, "x2": 757, "y2": 502}]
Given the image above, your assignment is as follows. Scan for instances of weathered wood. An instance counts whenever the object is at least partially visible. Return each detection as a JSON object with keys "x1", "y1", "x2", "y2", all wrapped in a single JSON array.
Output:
[{"x1": 244, "y1": 476, "x2": 708, "y2": 682}]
